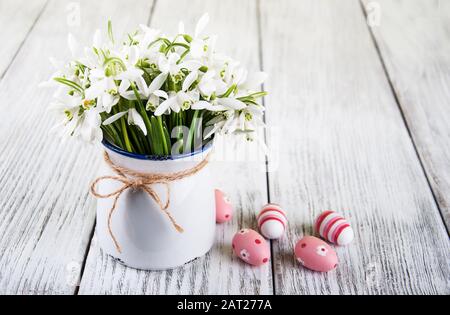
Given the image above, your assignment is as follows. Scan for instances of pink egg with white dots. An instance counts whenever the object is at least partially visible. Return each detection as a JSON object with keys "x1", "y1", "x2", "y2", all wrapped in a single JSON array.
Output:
[
  {"x1": 232, "y1": 229, "x2": 270, "y2": 266},
  {"x1": 314, "y1": 210, "x2": 354, "y2": 246},
  {"x1": 295, "y1": 236, "x2": 338, "y2": 272},
  {"x1": 257, "y1": 203, "x2": 287, "y2": 239},
  {"x1": 215, "y1": 189, "x2": 233, "y2": 223}
]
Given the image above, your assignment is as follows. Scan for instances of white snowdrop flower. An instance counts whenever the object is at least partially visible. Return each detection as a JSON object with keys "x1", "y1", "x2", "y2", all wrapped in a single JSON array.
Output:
[
  {"x1": 103, "y1": 108, "x2": 147, "y2": 136},
  {"x1": 158, "y1": 53, "x2": 182, "y2": 76},
  {"x1": 192, "y1": 97, "x2": 246, "y2": 112},
  {"x1": 197, "y1": 70, "x2": 228, "y2": 97},
  {"x1": 146, "y1": 89, "x2": 168, "y2": 112},
  {"x1": 78, "y1": 108, "x2": 103, "y2": 142},
  {"x1": 190, "y1": 13, "x2": 210, "y2": 59}
]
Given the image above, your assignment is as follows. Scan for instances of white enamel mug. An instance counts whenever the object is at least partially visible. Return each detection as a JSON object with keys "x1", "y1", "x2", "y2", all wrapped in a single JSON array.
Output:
[{"x1": 95, "y1": 142, "x2": 216, "y2": 270}]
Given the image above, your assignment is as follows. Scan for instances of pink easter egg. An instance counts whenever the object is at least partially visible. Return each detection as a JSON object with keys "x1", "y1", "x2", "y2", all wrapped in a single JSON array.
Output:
[
  {"x1": 215, "y1": 189, "x2": 233, "y2": 223},
  {"x1": 294, "y1": 236, "x2": 338, "y2": 272},
  {"x1": 232, "y1": 229, "x2": 270, "y2": 266},
  {"x1": 314, "y1": 210, "x2": 354, "y2": 246},
  {"x1": 257, "y1": 203, "x2": 287, "y2": 239}
]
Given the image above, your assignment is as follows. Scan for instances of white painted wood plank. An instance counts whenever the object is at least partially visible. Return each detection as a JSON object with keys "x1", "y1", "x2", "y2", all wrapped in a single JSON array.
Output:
[
  {"x1": 0, "y1": 0, "x2": 47, "y2": 78},
  {"x1": 78, "y1": 0, "x2": 272, "y2": 295},
  {"x1": 0, "y1": 0, "x2": 153, "y2": 294},
  {"x1": 260, "y1": 0, "x2": 450, "y2": 294},
  {"x1": 362, "y1": 0, "x2": 450, "y2": 230}
]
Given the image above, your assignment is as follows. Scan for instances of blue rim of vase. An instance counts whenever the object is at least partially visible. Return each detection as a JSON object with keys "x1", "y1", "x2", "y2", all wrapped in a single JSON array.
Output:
[{"x1": 102, "y1": 139, "x2": 213, "y2": 161}]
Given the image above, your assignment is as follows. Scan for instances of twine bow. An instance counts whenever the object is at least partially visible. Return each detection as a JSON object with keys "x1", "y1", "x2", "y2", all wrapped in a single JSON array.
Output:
[{"x1": 90, "y1": 151, "x2": 211, "y2": 253}]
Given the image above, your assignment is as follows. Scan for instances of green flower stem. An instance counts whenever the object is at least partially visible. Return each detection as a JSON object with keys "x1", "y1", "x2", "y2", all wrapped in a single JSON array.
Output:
[
  {"x1": 185, "y1": 110, "x2": 200, "y2": 153},
  {"x1": 177, "y1": 49, "x2": 190, "y2": 64},
  {"x1": 120, "y1": 116, "x2": 133, "y2": 152},
  {"x1": 100, "y1": 112, "x2": 124, "y2": 148},
  {"x1": 147, "y1": 37, "x2": 170, "y2": 49},
  {"x1": 117, "y1": 99, "x2": 133, "y2": 152},
  {"x1": 105, "y1": 124, "x2": 124, "y2": 148},
  {"x1": 108, "y1": 122, "x2": 125, "y2": 148},
  {"x1": 101, "y1": 126, "x2": 116, "y2": 145},
  {"x1": 137, "y1": 127, "x2": 151, "y2": 153},
  {"x1": 157, "y1": 116, "x2": 169, "y2": 155},
  {"x1": 163, "y1": 122, "x2": 171, "y2": 154},
  {"x1": 108, "y1": 107, "x2": 123, "y2": 146},
  {"x1": 150, "y1": 116, "x2": 162, "y2": 155},
  {"x1": 129, "y1": 125, "x2": 144, "y2": 154},
  {"x1": 129, "y1": 83, "x2": 153, "y2": 151},
  {"x1": 165, "y1": 42, "x2": 189, "y2": 55}
]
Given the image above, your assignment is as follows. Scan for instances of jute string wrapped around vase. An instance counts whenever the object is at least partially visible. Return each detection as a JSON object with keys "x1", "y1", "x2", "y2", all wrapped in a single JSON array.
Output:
[{"x1": 90, "y1": 151, "x2": 211, "y2": 253}]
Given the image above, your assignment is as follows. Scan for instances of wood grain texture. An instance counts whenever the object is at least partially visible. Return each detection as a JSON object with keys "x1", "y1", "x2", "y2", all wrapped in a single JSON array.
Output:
[
  {"x1": 361, "y1": 0, "x2": 450, "y2": 230},
  {"x1": 1, "y1": 0, "x2": 449, "y2": 295},
  {"x1": 78, "y1": 0, "x2": 272, "y2": 295},
  {"x1": 0, "y1": 0, "x2": 153, "y2": 294},
  {"x1": 0, "y1": 0, "x2": 48, "y2": 78},
  {"x1": 260, "y1": 0, "x2": 450, "y2": 294}
]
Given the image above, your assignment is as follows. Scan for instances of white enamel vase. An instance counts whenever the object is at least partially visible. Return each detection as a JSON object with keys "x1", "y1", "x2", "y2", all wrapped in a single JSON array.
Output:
[{"x1": 95, "y1": 141, "x2": 216, "y2": 270}]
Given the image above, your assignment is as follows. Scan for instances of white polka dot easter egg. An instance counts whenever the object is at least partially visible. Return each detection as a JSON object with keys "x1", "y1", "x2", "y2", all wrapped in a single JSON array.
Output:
[
  {"x1": 257, "y1": 203, "x2": 287, "y2": 239},
  {"x1": 314, "y1": 210, "x2": 354, "y2": 246},
  {"x1": 232, "y1": 229, "x2": 270, "y2": 266},
  {"x1": 215, "y1": 189, "x2": 233, "y2": 223},
  {"x1": 294, "y1": 236, "x2": 338, "y2": 272}
]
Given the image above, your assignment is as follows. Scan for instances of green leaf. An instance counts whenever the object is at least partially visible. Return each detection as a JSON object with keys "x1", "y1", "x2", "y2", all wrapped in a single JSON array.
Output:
[
  {"x1": 157, "y1": 116, "x2": 169, "y2": 155},
  {"x1": 237, "y1": 92, "x2": 268, "y2": 102},
  {"x1": 120, "y1": 115, "x2": 133, "y2": 152},
  {"x1": 163, "y1": 125, "x2": 171, "y2": 154},
  {"x1": 247, "y1": 91, "x2": 268, "y2": 99},
  {"x1": 129, "y1": 125, "x2": 144, "y2": 154},
  {"x1": 185, "y1": 110, "x2": 200, "y2": 153},
  {"x1": 219, "y1": 84, "x2": 237, "y2": 98},
  {"x1": 108, "y1": 20, "x2": 114, "y2": 44},
  {"x1": 53, "y1": 77, "x2": 83, "y2": 93},
  {"x1": 150, "y1": 116, "x2": 163, "y2": 155}
]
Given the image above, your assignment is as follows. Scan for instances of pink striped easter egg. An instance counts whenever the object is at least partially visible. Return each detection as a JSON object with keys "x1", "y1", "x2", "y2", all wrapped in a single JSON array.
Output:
[
  {"x1": 314, "y1": 210, "x2": 354, "y2": 246},
  {"x1": 257, "y1": 203, "x2": 287, "y2": 239}
]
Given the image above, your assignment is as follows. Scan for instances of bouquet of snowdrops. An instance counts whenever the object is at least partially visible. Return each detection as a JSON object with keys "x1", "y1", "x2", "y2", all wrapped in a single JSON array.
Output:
[{"x1": 42, "y1": 14, "x2": 267, "y2": 156}]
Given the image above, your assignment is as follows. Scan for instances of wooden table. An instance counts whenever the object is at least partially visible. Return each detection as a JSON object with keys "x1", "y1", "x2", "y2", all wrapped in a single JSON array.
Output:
[{"x1": 0, "y1": 0, "x2": 448, "y2": 295}]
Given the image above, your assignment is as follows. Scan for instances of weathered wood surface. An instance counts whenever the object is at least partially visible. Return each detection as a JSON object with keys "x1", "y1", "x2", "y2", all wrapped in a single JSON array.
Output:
[
  {"x1": 362, "y1": 0, "x2": 450, "y2": 230},
  {"x1": 0, "y1": 0, "x2": 153, "y2": 294},
  {"x1": 78, "y1": 0, "x2": 272, "y2": 295},
  {"x1": 0, "y1": 0, "x2": 47, "y2": 78},
  {"x1": 0, "y1": 0, "x2": 449, "y2": 295},
  {"x1": 260, "y1": 0, "x2": 449, "y2": 294}
]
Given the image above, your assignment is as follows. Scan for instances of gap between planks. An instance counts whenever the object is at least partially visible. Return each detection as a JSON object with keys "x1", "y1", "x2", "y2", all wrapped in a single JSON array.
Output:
[
  {"x1": 256, "y1": 0, "x2": 276, "y2": 295},
  {"x1": 358, "y1": 0, "x2": 449, "y2": 234}
]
